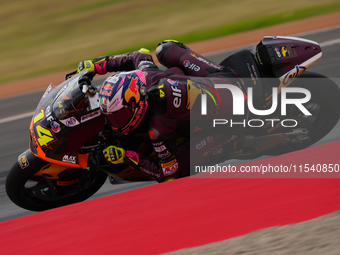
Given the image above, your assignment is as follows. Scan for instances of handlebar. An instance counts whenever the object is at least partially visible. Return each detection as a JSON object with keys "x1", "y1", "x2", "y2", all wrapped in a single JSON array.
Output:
[
  {"x1": 64, "y1": 70, "x2": 96, "y2": 94},
  {"x1": 65, "y1": 70, "x2": 78, "y2": 80}
]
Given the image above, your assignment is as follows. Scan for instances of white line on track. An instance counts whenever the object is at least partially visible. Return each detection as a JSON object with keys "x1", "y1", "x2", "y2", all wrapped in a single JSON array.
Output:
[
  {"x1": 320, "y1": 38, "x2": 340, "y2": 47},
  {"x1": 0, "y1": 111, "x2": 34, "y2": 124}
]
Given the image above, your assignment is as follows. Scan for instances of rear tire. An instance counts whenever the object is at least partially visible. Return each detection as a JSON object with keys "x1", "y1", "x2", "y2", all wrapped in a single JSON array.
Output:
[{"x1": 267, "y1": 71, "x2": 340, "y2": 155}]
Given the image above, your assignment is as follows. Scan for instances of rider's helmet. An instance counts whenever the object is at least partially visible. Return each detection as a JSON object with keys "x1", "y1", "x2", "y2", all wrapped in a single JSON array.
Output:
[{"x1": 98, "y1": 70, "x2": 148, "y2": 135}]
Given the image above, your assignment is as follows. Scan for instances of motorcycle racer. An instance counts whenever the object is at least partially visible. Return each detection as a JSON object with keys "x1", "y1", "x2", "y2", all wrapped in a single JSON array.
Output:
[{"x1": 77, "y1": 40, "x2": 247, "y2": 182}]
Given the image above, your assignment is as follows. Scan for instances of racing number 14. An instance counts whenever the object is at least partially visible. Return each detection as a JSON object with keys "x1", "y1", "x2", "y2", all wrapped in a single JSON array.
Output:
[
  {"x1": 35, "y1": 125, "x2": 55, "y2": 148},
  {"x1": 33, "y1": 108, "x2": 56, "y2": 148}
]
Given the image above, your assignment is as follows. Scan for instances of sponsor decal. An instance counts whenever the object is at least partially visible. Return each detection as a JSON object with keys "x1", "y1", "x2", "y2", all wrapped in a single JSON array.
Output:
[
  {"x1": 282, "y1": 45, "x2": 297, "y2": 57},
  {"x1": 256, "y1": 50, "x2": 263, "y2": 65},
  {"x1": 120, "y1": 100, "x2": 147, "y2": 135},
  {"x1": 190, "y1": 53, "x2": 223, "y2": 70},
  {"x1": 57, "y1": 179, "x2": 79, "y2": 186},
  {"x1": 112, "y1": 54, "x2": 128, "y2": 59},
  {"x1": 275, "y1": 47, "x2": 282, "y2": 58},
  {"x1": 106, "y1": 76, "x2": 119, "y2": 83},
  {"x1": 46, "y1": 105, "x2": 54, "y2": 122},
  {"x1": 50, "y1": 121, "x2": 61, "y2": 133},
  {"x1": 149, "y1": 128, "x2": 159, "y2": 140},
  {"x1": 281, "y1": 46, "x2": 288, "y2": 57},
  {"x1": 161, "y1": 158, "x2": 177, "y2": 168},
  {"x1": 30, "y1": 129, "x2": 39, "y2": 150},
  {"x1": 282, "y1": 65, "x2": 306, "y2": 86},
  {"x1": 140, "y1": 168, "x2": 161, "y2": 178},
  {"x1": 196, "y1": 136, "x2": 214, "y2": 149},
  {"x1": 128, "y1": 101, "x2": 145, "y2": 127},
  {"x1": 251, "y1": 65, "x2": 259, "y2": 79},
  {"x1": 171, "y1": 85, "x2": 182, "y2": 108},
  {"x1": 108, "y1": 97, "x2": 122, "y2": 111},
  {"x1": 246, "y1": 63, "x2": 257, "y2": 85},
  {"x1": 203, "y1": 135, "x2": 237, "y2": 157},
  {"x1": 256, "y1": 138, "x2": 281, "y2": 151},
  {"x1": 183, "y1": 60, "x2": 200, "y2": 72},
  {"x1": 287, "y1": 45, "x2": 297, "y2": 57},
  {"x1": 124, "y1": 77, "x2": 140, "y2": 103},
  {"x1": 81, "y1": 110, "x2": 101, "y2": 123},
  {"x1": 55, "y1": 83, "x2": 70, "y2": 99},
  {"x1": 42, "y1": 84, "x2": 53, "y2": 98},
  {"x1": 167, "y1": 79, "x2": 178, "y2": 86},
  {"x1": 212, "y1": 147, "x2": 223, "y2": 155},
  {"x1": 100, "y1": 83, "x2": 113, "y2": 97},
  {"x1": 158, "y1": 150, "x2": 171, "y2": 160},
  {"x1": 18, "y1": 151, "x2": 29, "y2": 169},
  {"x1": 153, "y1": 141, "x2": 163, "y2": 146},
  {"x1": 162, "y1": 162, "x2": 178, "y2": 176},
  {"x1": 96, "y1": 60, "x2": 105, "y2": 68},
  {"x1": 60, "y1": 117, "x2": 79, "y2": 127},
  {"x1": 62, "y1": 155, "x2": 77, "y2": 164},
  {"x1": 154, "y1": 145, "x2": 166, "y2": 152},
  {"x1": 280, "y1": 46, "x2": 296, "y2": 58}
]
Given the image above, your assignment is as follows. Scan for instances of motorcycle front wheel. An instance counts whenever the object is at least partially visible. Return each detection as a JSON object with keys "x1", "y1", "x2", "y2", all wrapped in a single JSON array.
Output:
[{"x1": 5, "y1": 149, "x2": 108, "y2": 211}]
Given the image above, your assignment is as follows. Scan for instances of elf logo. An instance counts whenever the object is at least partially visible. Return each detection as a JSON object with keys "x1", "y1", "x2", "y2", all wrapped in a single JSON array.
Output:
[
  {"x1": 183, "y1": 60, "x2": 200, "y2": 72},
  {"x1": 171, "y1": 85, "x2": 182, "y2": 108},
  {"x1": 196, "y1": 136, "x2": 214, "y2": 149}
]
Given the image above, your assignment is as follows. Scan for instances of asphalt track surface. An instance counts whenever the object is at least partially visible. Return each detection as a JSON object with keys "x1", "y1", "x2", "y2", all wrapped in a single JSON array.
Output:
[{"x1": 0, "y1": 26, "x2": 340, "y2": 222}]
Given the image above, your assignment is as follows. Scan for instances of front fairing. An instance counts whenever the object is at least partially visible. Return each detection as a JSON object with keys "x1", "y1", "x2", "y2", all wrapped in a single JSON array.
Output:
[{"x1": 29, "y1": 72, "x2": 105, "y2": 168}]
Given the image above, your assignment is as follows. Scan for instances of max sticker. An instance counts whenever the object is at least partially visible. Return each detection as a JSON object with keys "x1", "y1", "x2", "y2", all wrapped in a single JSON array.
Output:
[{"x1": 18, "y1": 151, "x2": 29, "y2": 169}]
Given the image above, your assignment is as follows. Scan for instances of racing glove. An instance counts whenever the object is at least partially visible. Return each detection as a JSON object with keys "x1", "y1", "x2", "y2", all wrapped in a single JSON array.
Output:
[
  {"x1": 77, "y1": 56, "x2": 109, "y2": 77},
  {"x1": 103, "y1": 146, "x2": 140, "y2": 170}
]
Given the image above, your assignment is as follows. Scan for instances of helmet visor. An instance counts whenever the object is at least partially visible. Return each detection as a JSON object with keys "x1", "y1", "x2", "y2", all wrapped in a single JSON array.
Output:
[{"x1": 105, "y1": 107, "x2": 134, "y2": 130}]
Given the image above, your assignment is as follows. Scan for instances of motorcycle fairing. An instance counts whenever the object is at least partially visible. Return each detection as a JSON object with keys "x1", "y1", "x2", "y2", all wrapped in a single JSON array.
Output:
[
  {"x1": 259, "y1": 36, "x2": 322, "y2": 88},
  {"x1": 29, "y1": 72, "x2": 105, "y2": 168}
]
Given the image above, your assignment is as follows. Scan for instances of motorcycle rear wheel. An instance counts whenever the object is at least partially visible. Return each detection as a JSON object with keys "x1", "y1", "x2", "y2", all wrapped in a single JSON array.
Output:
[
  {"x1": 267, "y1": 71, "x2": 340, "y2": 155},
  {"x1": 6, "y1": 149, "x2": 108, "y2": 211}
]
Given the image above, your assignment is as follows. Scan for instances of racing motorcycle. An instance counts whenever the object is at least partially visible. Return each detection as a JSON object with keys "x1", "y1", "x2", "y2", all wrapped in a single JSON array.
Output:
[{"x1": 6, "y1": 36, "x2": 340, "y2": 211}]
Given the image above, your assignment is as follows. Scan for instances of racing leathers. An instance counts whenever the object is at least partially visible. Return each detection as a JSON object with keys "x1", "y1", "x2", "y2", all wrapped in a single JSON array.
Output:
[{"x1": 82, "y1": 41, "x2": 247, "y2": 182}]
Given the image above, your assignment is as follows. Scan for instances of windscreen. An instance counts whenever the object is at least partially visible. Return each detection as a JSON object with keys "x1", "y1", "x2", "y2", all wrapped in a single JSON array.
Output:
[{"x1": 53, "y1": 79, "x2": 90, "y2": 120}]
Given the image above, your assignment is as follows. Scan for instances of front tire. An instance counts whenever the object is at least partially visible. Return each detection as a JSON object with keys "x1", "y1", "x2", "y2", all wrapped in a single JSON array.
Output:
[{"x1": 6, "y1": 149, "x2": 108, "y2": 211}]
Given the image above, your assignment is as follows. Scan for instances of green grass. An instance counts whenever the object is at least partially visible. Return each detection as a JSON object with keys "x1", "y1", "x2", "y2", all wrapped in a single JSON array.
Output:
[{"x1": 1, "y1": 0, "x2": 340, "y2": 85}]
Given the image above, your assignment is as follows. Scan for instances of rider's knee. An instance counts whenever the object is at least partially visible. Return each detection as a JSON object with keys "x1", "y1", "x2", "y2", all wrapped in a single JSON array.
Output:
[{"x1": 156, "y1": 40, "x2": 190, "y2": 65}]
